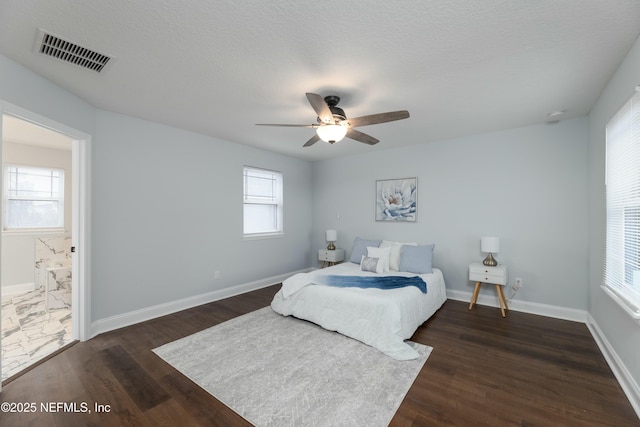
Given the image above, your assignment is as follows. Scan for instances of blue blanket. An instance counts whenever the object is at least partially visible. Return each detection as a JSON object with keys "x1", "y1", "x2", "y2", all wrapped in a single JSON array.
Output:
[{"x1": 320, "y1": 275, "x2": 427, "y2": 294}]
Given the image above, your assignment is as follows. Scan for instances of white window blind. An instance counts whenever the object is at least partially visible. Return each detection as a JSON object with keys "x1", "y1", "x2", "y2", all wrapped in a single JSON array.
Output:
[
  {"x1": 243, "y1": 166, "x2": 283, "y2": 236},
  {"x1": 604, "y1": 88, "x2": 640, "y2": 321},
  {"x1": 4, "y1": 164, "x2": 65, "y2": 229}
]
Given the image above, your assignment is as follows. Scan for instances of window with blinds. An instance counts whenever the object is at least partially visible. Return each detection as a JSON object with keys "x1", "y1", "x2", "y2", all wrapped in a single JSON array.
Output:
[
  {"x1": 4, "y1": 164, "x2": 65, "y2": 230},
  {"x1": 604, "y1": 88, "x2": 640, "y2": 321},
  {"x1": 243, "y1": 166, "x2": 283, "y2": 236}
]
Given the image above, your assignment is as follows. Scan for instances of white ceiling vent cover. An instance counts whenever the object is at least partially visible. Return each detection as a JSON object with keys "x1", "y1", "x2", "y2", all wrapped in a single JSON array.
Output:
[{"x1": 33, "y1": 29, "x2": 115, "y2": 73}]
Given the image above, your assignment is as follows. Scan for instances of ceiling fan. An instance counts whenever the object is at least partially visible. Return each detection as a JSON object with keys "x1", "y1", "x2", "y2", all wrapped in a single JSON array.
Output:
[{"x1": 256, "y1": 93, "x2": 410, "y2": 147}]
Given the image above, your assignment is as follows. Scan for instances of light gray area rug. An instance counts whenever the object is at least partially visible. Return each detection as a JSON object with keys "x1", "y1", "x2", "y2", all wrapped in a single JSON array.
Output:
[{"x1": 153, "y1": 306, "x2": 431, "y2": 427}]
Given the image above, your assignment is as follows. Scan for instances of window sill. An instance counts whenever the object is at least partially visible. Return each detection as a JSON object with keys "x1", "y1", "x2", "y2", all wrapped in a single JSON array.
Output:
[
  {"x1": 243, "y1": 232, "x2": 284, "y2": 241},
  {"x1": 602, "y1": 284, "x2": 640, "y2": 326},
  {"x1": 2, "y1": 228, "x2": 68, "y2": 237}
]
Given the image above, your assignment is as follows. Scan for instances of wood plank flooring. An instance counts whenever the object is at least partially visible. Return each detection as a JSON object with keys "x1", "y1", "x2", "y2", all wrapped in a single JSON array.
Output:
[{"x1": 0, "y1": 285, "x2": 637, "y2": 426}]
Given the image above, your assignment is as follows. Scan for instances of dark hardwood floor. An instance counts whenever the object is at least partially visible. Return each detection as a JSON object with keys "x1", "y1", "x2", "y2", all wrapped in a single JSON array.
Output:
[{"x1": 1, "y1": 285, "x2": 637, "y2": 426}]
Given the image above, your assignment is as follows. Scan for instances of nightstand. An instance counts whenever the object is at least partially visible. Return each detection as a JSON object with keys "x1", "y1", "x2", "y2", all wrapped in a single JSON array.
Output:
[
  {"x1": 468, "y1": 262, "x2": 508, "y2": 317},
  {"x1": 319, "y1": 249, "x2": 344, "y2": 268}
]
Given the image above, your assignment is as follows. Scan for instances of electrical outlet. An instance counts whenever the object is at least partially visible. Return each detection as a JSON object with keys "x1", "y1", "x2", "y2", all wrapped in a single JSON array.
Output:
[
  {"x1": 514, "y1": 277, "x2": 523, "y2": 290},
  {"x1": 215, "y1": 270, "x2": 221, "y2": 280}
]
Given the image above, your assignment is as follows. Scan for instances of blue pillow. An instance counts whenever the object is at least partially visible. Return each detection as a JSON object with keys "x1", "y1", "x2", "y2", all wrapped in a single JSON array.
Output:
[
  {"x1": 399, "y1": 244, "x2": 435, "y2": 274},
  {"x1": 349, "y1": 237, "x2": 382, "y2": 263}
]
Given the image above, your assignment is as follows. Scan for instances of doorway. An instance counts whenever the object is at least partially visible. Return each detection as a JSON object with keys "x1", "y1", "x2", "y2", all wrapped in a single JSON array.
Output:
[{"x1": 0, "y1": 105, "x2": 90, "y2": 385}]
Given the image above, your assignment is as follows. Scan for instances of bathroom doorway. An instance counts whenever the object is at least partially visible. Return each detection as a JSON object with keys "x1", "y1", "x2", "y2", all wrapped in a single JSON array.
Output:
[{"x1": 0, "y1": 110, "x2": 87, "y2": 383}]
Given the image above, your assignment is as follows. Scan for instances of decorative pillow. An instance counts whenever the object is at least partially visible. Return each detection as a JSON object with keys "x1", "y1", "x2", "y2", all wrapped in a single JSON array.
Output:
[
  {"x1": 360, "y1": 255, "x2": 383, "y2": 274},
  {"x1": 367, "y1": 245, "x2": 392, "y2": 272},
  {"x1": 349, "y1": 237, "x2": 382, "y2": 263},
  {"x1": 380, "y1": 240, "x2": 417, "y2": 271},
  {"x1": 399, "y1": 244, "x2": 435, "y2": 274}
]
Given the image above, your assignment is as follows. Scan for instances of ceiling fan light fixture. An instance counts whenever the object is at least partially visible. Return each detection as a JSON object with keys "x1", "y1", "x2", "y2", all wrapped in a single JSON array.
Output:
[
  {"x1": 316, "y1": 124, "x2": 347, "y2": 144},
  {"x1": 256, "y1": 92, "x2": 409, "y2": 147}
]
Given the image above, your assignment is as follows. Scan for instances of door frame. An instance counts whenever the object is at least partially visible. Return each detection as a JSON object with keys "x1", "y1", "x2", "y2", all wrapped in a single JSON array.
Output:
[{"x1": 0, "y1": 101, "x2": 91, "y2": 347}]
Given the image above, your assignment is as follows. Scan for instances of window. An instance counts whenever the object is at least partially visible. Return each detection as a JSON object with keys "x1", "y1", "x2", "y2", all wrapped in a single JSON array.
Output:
[
  {"x1": 3, "y1": 164, "x2": 65, "y2": 230},
  {"x1": 603, "y1": 87, "x2": 640, "y2": 322},
  {"x1": 243, "y1": 166, "x2": 283, "y2": 237}
]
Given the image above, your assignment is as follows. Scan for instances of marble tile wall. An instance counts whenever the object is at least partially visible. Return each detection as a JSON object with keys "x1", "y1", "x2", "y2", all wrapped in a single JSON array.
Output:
[
  {"x1": 35, "y1": 237, "x2": 72, "y2": 289},
  {"x1": 35, "y1": 237, "x2": 72, "y2": 310}
]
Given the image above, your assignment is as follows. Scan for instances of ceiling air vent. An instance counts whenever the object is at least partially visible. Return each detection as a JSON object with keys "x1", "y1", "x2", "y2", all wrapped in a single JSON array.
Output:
[{"x1": 33, "y1": 29, "x2": 114, "y2": 73}]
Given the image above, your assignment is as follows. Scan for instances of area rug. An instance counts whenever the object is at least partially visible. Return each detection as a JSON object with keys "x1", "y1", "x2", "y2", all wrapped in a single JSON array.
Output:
[{"x1": 153, "y1": 306, "x2": 431, "y2": 427}]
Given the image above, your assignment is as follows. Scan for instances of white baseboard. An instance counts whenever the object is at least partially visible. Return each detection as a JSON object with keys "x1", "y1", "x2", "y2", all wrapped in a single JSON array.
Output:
[
  {"x1": 586, "y1": 314, "x2": 640, "y2": 418},
  {"x1": 1, "y1": 282, "x2": 36, "y2": 297},
  {"x1": 446, "y1": 289, "x2": 588, "y2": 323},
  {"x1": 447, "y1": 288, "x2": 639, "y2": 419},
  {"x1": 89, "y1": 269, "x2": 310, "y2": 338}
]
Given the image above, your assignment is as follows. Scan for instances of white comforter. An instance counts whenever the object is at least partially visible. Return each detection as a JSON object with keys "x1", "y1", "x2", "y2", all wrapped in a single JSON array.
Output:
[{"x1": 271, "y1": 262, "x2": 447, "y2": 360}]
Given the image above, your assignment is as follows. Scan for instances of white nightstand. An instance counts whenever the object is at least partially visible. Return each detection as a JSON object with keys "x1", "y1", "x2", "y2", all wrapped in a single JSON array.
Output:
[
  {"x1": 318, "y1": 249, "x2": 344, "y2": 268},
  {"x1": 468, "y1": 262, "x2": 509, "y2": 317}
]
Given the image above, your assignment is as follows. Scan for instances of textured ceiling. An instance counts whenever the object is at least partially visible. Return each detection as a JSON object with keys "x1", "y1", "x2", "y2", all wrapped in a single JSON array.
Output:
[{"x1": 1, "y1": 0, "x2": 640, "y2": 161}]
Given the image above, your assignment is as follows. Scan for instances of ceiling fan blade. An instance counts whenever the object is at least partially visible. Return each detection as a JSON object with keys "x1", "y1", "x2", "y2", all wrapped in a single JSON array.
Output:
[
  {"x1": 256, "y1": 123, "x2": 318, "y2": 128},
  {"x1": 306, "y1": 92, "x2": 334, "y2": 124},
  {"x1": 346, "y1": 128, "x2": 379, "y2": 145},
  {"x1": 303, "y1": 134, "x2": 320, "y2": 147},
  {"x1": 344, "y1": 110, "x2": 410, "y2": 128}
]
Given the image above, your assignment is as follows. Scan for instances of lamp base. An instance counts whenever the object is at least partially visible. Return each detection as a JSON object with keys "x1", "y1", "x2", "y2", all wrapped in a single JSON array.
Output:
[
  {"x1": 327, "y1": 242, "x2": 336, "y2": 250},
  {"x1": 483, "y1": 253, "x2": 498, "y2": 266}
]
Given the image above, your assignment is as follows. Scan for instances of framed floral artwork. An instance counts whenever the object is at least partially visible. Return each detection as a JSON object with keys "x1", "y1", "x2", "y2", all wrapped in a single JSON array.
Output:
[{"x1": 375, "y1": 177, "x2": 417, "y2": 222}]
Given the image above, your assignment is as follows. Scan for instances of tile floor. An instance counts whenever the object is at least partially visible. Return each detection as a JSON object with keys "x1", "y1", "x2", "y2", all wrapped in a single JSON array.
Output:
[{"x1": 1, "y1": 276, "x2": 72, "y2": 381}]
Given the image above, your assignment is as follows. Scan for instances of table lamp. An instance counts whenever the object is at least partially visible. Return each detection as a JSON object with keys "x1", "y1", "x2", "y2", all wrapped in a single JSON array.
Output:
[
  {"x1": 326, "y1": 229, "x2": 337, "y2": 250},
  {"x1": 481, "y1": 236, "x2": 499, "y2": 266}
]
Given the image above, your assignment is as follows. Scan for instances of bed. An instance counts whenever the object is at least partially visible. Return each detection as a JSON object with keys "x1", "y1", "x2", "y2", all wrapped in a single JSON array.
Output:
[{"x1": 271, "y1": 239, "x2": 447, "y2": 360}]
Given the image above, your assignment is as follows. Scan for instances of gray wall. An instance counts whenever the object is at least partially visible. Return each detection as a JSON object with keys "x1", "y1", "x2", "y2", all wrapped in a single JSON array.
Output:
[
  {"x1": 0, "y1": 54, "x2": 95, "y2": 135},
  {"x1": 588, "y1": 35, "x2": 640, "y2": 389},
  {"x1": 312, "y1": 118, "x2": 589, "y2": 309},
  {"x1": 91, "y1": 110, "x2": 312, "y2": 320}
]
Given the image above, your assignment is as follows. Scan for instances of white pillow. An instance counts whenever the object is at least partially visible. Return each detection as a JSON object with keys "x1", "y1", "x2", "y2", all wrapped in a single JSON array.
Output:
[
  {"x1": 367, "y1": 246, "x2": 391, "y2": 272},
  {"x1": 380, "y1": 240, "x2": 417, "y2": 271},
  {"x1": 360, "y1": 255, "x2": 383, "y2": 274}
]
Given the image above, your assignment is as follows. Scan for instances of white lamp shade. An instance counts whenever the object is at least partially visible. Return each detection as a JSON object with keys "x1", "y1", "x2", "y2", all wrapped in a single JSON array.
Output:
[
  {"x1": 316, "y1": 125, "x2": 347, "y2": 143},
  {"x1": 481, "y1": 236, "x2": 499, "y2": 253},
  {"x1": 326, "y1": 229, "x2": 337, "y2": 242}
]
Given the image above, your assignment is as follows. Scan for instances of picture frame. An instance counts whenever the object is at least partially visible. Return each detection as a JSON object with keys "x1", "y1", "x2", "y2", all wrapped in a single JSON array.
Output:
[{"x1": 375, "y1": 177, "x2": 417, "y2": 222}]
